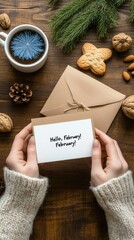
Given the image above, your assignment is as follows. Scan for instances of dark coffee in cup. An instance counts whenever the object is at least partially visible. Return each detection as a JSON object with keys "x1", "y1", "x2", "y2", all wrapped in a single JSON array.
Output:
[
  {"x1": 9, "y1": 30, "x2": 45, "y2": 64},
  {"x1": 0, "y1": 24, "x2": 49, "y2": 72}
]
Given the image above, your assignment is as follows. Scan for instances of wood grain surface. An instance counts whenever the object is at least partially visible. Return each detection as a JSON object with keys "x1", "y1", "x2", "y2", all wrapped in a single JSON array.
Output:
[{"x1": 0, "y1": 1, "x2": 134, "y2": 240}]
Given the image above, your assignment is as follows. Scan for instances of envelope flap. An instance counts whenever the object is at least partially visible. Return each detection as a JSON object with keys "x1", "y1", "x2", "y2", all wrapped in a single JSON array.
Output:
[{"x1": 65, "y1": 66, "x2": 125, "y2": 107}]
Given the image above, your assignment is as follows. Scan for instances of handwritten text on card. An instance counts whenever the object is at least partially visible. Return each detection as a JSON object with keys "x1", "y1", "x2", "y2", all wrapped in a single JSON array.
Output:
[{"x1": 33, "y1": 119, "x2": 94, "y2": 163}]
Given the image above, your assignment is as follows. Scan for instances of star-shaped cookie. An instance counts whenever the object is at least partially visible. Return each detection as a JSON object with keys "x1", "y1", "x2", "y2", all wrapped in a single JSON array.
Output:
[{"x1": 77, "y1": 43, "x2": 112, "y2": 75}]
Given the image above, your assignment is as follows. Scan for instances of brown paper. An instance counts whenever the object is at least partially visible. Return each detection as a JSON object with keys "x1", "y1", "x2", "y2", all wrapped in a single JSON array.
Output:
[
  {"x1": 32, "y1": 111, "x2": 92, "y2": 125},
  {"x1": 40, "y1": 65, "x2": 126, "y2": 133}
]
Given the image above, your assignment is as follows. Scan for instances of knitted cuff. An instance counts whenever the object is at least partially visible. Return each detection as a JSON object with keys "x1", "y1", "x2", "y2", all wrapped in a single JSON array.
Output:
[
  {"x1": 90, "y1": 171, "x2": 134, "y2": 211},
  {"x1": 1, "y1": 167, "x2": 48, "y2": 214}
]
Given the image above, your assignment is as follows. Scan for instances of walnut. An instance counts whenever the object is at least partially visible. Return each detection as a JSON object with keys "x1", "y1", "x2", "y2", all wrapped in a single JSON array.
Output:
[
  {"x1": 0, "y1": 13, "x2": 11, "y2": 29},
  {"x1": 122, "y1": 95, "x2": 134, "y2": 120},
  {"x1": 112, "y1": 33, "x2": 132, "y2": 52},
  {"x1": 0, "y1": 113, "x2": 13, "y2": 132}
]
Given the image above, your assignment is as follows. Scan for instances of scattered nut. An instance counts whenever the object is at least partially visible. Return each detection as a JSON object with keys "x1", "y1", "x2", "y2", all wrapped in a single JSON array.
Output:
[
  {"x1": 122, "y1": 95, "x2": 134, "y2": 119},
  {"x1": 128, "y1": 62, "x2": 134, "y2": 71},
  {"x1": 131, "y1": 71, "x2": 134, "y2": 75},
  {"x1": 0, "y1": 113, "x2": 13, "y2": 132},
  {"x1": 112, "y1": 33, "x2": 132, "y2": 52},
  {"x1": 122, "y1": 71, "x2": 130, "y2": 81},
  {"x1": 0, "y1": 13, "x2": 11, "y2": 29},
  {"x1": 124, "y1": 55, "x2": 134, "y2": 62}
]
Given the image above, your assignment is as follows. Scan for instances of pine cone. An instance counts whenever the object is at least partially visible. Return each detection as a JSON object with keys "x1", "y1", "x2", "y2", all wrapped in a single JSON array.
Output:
[
  {"x1": 9, "y1": 83, "x2": 32, "y2": 104},
  {"x1": 0, "y1": 176, "x2": 4, "y2": 194}
]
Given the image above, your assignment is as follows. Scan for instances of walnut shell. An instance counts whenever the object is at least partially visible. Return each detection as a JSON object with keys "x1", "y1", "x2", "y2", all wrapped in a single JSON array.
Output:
[
  {"x1": 0, "y1": 13, "x2": 11, "y2": 29},
  {"x1": 112, "y1": 33, "x2": 132, "y2": 52},
  {"x1": 0, "y1": 113, "x2": 13, "y2": 132},
  {"x1": 122, "y1": 95, "x2": 134, "y2": 119}
]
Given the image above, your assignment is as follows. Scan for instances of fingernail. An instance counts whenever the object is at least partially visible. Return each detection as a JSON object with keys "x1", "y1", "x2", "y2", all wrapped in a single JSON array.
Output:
[{"x1": 93, "y1": 139, "x2": 99, "y2": 147}]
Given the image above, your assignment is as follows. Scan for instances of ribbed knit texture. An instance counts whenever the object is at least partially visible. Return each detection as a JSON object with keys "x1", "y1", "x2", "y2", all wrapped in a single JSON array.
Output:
[
  {"x1": 0, "y1": 167, "x2": 48, "y2": 240},
  {"x1": 91, "y1": 171, "x2": 134, "y2": 240}
]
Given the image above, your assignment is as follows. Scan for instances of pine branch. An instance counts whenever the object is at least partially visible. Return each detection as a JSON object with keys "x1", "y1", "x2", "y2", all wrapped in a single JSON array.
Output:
[
  {"x1": 50, "y1": 0, "x2": 91, "y2": 32},
  {"x1": 49, "y1": 0, "x2": 61, "y2": 7},
  {"x1": 130, "y1": 0, "x2": 134, "y2": 22},
  {"x1": 113, "y1": 0, "x2": 127, "y2": 7},
  {"x1": 49, "y1": 0, "x2": 131, "y2": 53},
  {"x1": 52, "y1": 18, "x2": 72, "y2": 42},
  {"x1": 96, "y1": 1, "x2": 117, "y2": 38},
  {"x1": 56, "y1": 1, "x2": 98, "y2": 53}
]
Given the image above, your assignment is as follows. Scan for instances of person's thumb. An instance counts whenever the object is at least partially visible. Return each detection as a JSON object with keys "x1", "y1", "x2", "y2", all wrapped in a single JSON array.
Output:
[
  {"x1": 26, "y1": 136, "x2": 39, "y2": 178},
  {"x1": 91, "y1": 139, "x2": 104, "y2": 180},
  {"x1": 27, "y1": 136, "x2": 37, "y2": 165}
]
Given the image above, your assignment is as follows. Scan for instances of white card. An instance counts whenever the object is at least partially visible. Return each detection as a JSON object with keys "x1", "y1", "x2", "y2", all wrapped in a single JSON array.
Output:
[{"x1": 33, "y1": 118, "x2": 94, "y2": 163}]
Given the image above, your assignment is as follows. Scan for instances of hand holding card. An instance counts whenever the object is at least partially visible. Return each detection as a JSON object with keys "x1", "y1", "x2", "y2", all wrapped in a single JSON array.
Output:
[{"x1": 32, "y1": 112, "x2": 94, "y2": 163}]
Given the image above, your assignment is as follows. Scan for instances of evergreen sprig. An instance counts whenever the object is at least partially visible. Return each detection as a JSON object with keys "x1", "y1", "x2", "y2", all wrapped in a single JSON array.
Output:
[
  {"x1": 50, "y1": 0, "x2": 91, "y2": 33},
  {"x1": 49, "y1": 0, "x2": 60, "y2": 7},
  {"x1": 50, "y1": 0, "x2": 134, "y2": 53},
  {"x1": 113, "y1": 0, "x2": 127, "y2": 7},
  {"x1": 130, "y1": 0, "x2": 134, "y2": 22},
  {"x1": 49, "y1": 0, "x2": 127, "y2": 7},
  {"x1": 96, "y1": 1, "x2": 117, "y2": 38},
  {"x1": 57, "y1": 1, "x2": 98, "y2": 53}
]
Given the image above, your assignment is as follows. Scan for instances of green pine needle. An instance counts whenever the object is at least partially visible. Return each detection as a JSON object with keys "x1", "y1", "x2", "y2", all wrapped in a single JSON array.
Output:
[
  {"x1": 50, "y1": 0, "x2": 134, "y2": 53},
  {"x1": 130, "y1": 0, "x2": 134, "y2": 22},
  {"x1": 49, "y1": 0, "x2": 60, "y2": 7},
  {"x1": 96, "y1": 1, "x2": 117, "y2": 38},
  {"x1": 113, "y1": 0, "x2": 127, "y2": 7},
  {"x1": 50, "y1": 0, "x2": 91, "y2": 32},
  {"x1": 57, "y1": 1, "x2": 98, "y2": 53}
]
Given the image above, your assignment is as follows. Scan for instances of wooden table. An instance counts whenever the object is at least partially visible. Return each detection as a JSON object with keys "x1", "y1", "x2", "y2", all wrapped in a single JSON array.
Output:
[{"x1": 0, "y1": 1, "x2": 134, "y2": 239}]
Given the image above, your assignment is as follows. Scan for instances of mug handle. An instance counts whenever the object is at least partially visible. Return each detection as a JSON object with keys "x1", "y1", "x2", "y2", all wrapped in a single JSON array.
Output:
[{"x1": 0, "y1": 32, "x2": 8, "y2": 46}]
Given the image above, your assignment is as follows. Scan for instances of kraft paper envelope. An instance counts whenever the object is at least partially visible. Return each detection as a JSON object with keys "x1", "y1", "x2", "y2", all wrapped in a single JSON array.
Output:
[{"x1": 41, "y1": 65, "x2": 126, "y2": 133}]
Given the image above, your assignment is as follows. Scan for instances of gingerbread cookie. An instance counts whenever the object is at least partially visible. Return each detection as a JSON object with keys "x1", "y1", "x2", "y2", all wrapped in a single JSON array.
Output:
[{"x1": 77, "y1": 43, "x2": 112, "y2": 75}]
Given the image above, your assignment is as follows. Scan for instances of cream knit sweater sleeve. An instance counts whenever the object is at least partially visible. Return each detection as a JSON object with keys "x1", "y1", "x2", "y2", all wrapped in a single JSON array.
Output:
[
  {"x1": 91, "y1": 171, "x2": 134, "y2": 240},
  {"x1": 0, "y1": 167, "x2": 48, "y2": 240}
]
